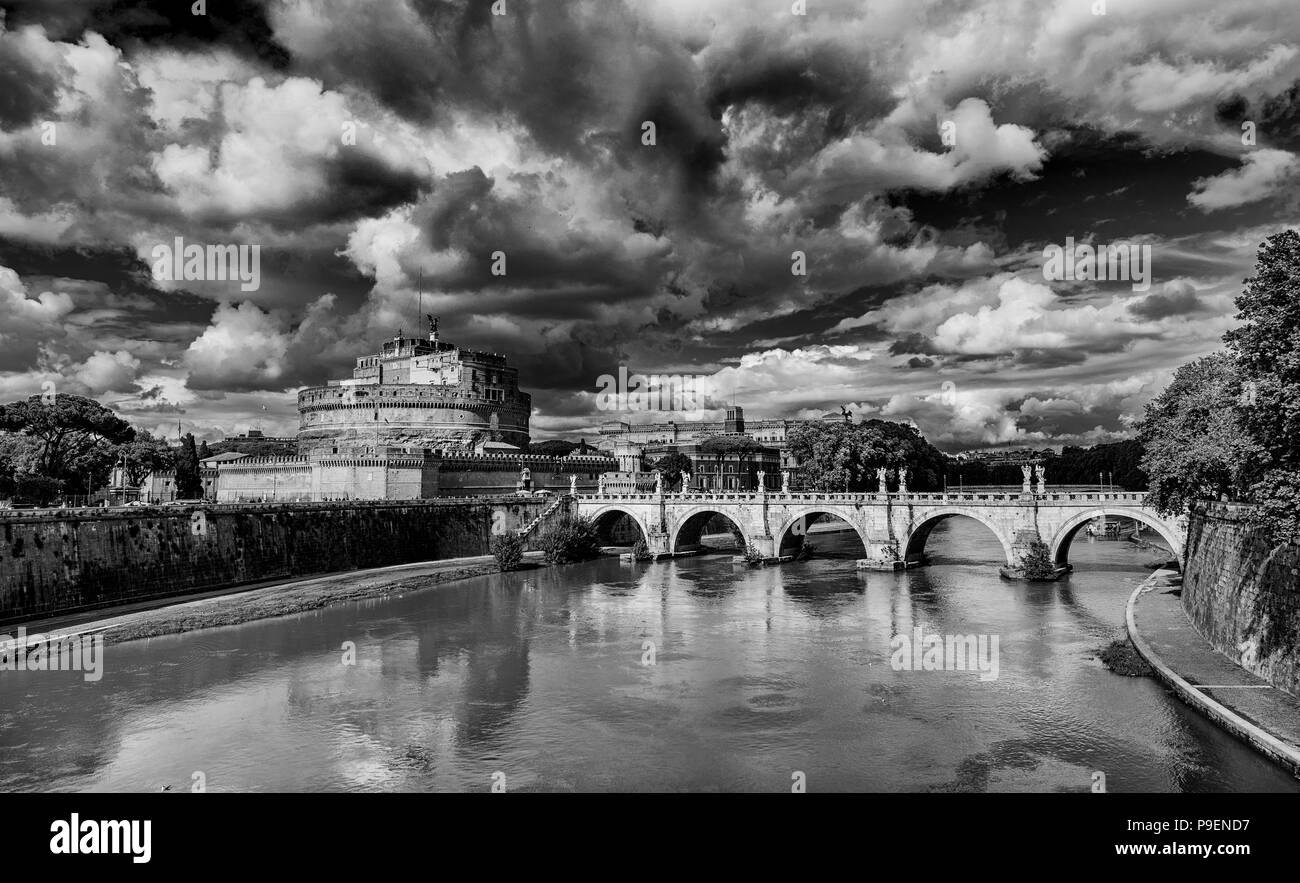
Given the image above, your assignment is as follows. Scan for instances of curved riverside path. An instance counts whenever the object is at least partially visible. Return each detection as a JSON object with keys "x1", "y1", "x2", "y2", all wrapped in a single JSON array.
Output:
[{"x1": 1127, "y1": 569, "x2": 1300, "y2": 777}]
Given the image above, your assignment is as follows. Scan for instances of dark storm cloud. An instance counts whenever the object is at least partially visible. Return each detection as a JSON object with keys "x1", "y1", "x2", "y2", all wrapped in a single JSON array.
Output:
[
  {"x1": 0, "y1": 23, "x2": 61, "y2": 126},
  {"x1": 704, "y1": 33, "x2": 891, "y2": 130},
  {"x1": 408, "y1": 167, "x2": 669, "y2": 309},
  {"x1": 888, "y1": 333, "x2": 938, "y2": 357},
  {"x1": 898, "y1": 128, "x2": 1243, "y2": 247},
  {"x1": 1217, "y1": 80, "x2": 1300, "y2": 151},
  {"x1": 2, "y1": 0, "x2": 291, "y2": 67},
  {"x1": 1127, "y1": 285, "x2": 1207, "y2": 320}
]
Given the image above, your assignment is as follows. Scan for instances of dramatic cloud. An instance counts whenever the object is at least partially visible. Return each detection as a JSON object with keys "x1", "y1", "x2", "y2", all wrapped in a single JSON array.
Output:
[
  {"x1": 1, "y1": 0, "x2": 1298, "y2": 446},
  {"x1": 1187, "y1": 148, "x2": 1299, "y2": 211}
]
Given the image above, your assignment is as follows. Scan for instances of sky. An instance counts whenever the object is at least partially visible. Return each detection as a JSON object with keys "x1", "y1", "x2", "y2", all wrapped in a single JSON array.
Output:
[{"x1": 0, "y1": 0, "x2": 1297, "y2": 451}]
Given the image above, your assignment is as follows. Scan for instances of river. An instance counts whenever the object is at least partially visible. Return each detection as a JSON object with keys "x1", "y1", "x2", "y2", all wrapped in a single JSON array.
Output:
[{"x1": 1, "y1": 518, "x2": 1296, "y2": 792}]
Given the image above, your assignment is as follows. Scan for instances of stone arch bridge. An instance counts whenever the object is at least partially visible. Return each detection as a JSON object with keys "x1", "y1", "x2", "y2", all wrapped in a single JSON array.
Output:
[{"x1": 575, "y1": 489, "x2": 1186, "y2": 569}]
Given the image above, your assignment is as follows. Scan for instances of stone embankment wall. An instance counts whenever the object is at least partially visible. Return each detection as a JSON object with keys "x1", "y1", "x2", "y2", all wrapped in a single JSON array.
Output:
[
  {"x1": 1182, "y1": 502, "x2": 1300, "y2": 697},
  {"x1": 0, "y1": 498, "x2": 549, "y2": 625}
]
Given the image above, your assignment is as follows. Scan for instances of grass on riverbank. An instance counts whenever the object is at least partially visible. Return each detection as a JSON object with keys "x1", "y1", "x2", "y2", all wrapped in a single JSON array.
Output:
[{"x1": 1099, "y1": 636, "x2": 1155, "y2": 677}]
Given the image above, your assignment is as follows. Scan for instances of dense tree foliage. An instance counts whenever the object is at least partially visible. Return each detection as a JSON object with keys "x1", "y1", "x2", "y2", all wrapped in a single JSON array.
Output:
[
  {"x1": 787, "y1": 419, "x2": 946, "y2": 492},
  {"x1": 529, "y1": 439, "x2": 578, "y2": 456},
  {"x1": 1224, "y1": 229, "x2": 1300, "y2": 540},
  {"x1": 119, "y1": 431, "x2": 176, "y2": 487},
  {"x1": 491, "y1": 532, "x2": 526, "y2": 571},
  {"x1": 175, "y1": 433, "x2": 204, "y2": 499},
  {"x1": 0, "y1": 394, "x2": 135, "y2": 482},
  {"x1": 1135, "y1": 229, "x2": 1300, "y2": 542},
  {"x1": 1137, "y1": 354, "x2": 1261, "y2": 513},
  {"x1": 652, "y1": 452, "x2": 693, "y2": 488},
  {"x1": 538, "y1": 515, "x2": 601, "y2": 564}
]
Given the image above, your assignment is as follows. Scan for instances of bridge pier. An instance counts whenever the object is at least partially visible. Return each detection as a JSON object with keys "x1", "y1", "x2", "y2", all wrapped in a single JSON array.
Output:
[
  {"x1": 1010, "y1": 528, "x2": 1045, "y2": 562},
  {"x1": 858, "y1": 540, "x2": 905, "y2": 571}
]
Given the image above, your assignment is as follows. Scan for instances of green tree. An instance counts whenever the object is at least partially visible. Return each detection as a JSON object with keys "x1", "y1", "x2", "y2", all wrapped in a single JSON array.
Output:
[
  {"x1": 528, "y1": 439, "x2": 578, "y2": 456},
  {"x1": 786, "y1": 419, "x2": 946, "y2": 492},
  {"x1": 14, "y1": 475, "x2": 62, "y2": 506},
  {"x1": 0, "y1": 432, "x2": 41, "y2": 498},
  {"x1": 198, "y1": 440, "x2": 213, "y2": 460},
  {"x1": 117, "y1": 431, "x2": 176, "y2": 487},
  {"x1": 538, "y1": 515, "x2": 601, "y2": 564},
  {"x1": 0, "y1": 394, "x2": 135, "y2": 481},
  {"x1": 491, "y1": 532, "x2": 526, "y2": 571},
  {"x1": 1224, "y1": 228, "x2": 1300, "y2": 540},
  {"x1": 652, "y1": 452, "x2": 693, "y2": 489},
  {"x1": 175, "y1": 433, "x2": 204, "y2": 499},
  {"x1": 1137, "y1": 353, "x2": 1261, "y2": 515},
  {"x1": 1017, "y1": 540, "x2": 1057, "y2": 580}
]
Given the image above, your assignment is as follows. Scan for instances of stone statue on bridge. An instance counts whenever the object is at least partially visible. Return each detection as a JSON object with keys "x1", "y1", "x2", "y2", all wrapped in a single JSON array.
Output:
[
  {"x1": 897, "y1": 467, "x2": 908, "y2": 495},
  {"x1": 654, "y1": 471, "x2": 663, "y2": 495},
  {"x1": 782, "y1": 470, "x2": 791, "y2": 495},
  {"x1": 570, "y1": 474, "x2": 578, "y2": 496},
  {"x1": 876, "y1": 466, "x2": 888, "y2": 495},
  {"x1": 597, "y1": 473, "x2": 606, "y2": 495},
  {"x1": 756, "y1": 470, "x2": 766, "y2": 494},
  {"x1": 681, "y1": 471, "x2": 691, "y2": 495},
  {"x1": 1021, "y1": 464, "x2": 1033, "y2": 495},
  {"x1": 1035, "y1": 463, "x2": 1046, "y2": 495}
]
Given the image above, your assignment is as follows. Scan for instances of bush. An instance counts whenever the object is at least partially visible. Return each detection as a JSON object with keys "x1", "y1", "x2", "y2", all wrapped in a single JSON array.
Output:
[
  {"x1": 743, "y1": 543, "x2": 764, "y2": 564},
  {"x1": 491, "y1": 531, "x2": 526, "y2": 571},
  {"x1": 14, "y1": 475, "x2": 62, "y2": 506},
  {"x1": 630, "y1": 538, "x2": 653, "y2": 561},
  {"x1": 538, "y1": 515, "x2": 601, "y2": 564},
  {"x1": 1018, "y1": 540, "x2": 1057, "y2": 579}
]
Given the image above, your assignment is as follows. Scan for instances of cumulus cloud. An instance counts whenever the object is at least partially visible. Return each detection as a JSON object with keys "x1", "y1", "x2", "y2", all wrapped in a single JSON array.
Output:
[
  {"x1": 71, "y1": 350, "x2": 141, "y2": 394},
  {"x1": 1187, "y1": 149, "x2": 1299, "y2": 211}
]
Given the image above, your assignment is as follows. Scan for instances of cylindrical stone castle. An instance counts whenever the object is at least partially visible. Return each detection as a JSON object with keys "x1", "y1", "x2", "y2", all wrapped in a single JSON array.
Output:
[{"x1": 297, "y1": 322, "x2": 531, "y2": 456}]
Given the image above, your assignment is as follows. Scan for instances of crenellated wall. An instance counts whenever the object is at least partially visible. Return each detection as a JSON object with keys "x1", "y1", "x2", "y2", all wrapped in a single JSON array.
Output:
[
  {"x1": 0, "y1": 498, "x2": 551, "y2": 626},
  {"x1": 1182, "y1": 502, "x2": 1300, "y2": 697}
]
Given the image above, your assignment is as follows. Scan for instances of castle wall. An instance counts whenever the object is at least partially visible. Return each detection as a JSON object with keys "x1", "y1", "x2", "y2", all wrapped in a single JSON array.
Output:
[
  {"x1": 215, "y1": 453, "x2": 617, "y2": 502},
  {"x1": 0, "y1": 498, "x2": 551, "y2": 625},
  {"x1": 1182, "y1": 502, "x2": 1300, "y2": 697}
]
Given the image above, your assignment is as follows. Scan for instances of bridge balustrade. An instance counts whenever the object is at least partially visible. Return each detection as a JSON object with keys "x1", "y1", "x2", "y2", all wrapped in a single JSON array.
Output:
[{"x1": 579, "y1": 489, "x2": 1151, "y2": 506}]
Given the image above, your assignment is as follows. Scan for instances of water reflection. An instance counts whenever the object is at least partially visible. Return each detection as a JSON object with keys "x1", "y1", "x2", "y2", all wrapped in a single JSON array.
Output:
[{"x1": 0, "y1": 520, "x2": 1296, "y2": 793}]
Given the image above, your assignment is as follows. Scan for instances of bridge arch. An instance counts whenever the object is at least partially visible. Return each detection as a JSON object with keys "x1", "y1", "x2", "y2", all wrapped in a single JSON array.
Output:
[
  {"x1": 1050, "y1": 509, "x2": 1183, "y2": 566},
  {"x1": 903, "y1": 509, "x2": 1016, "y2": 566},
  {"x1": 670, "y1": 506, "x2": 750, "y2": 553},
  {"x1": 586, "y1": 506, "x2": 652, "y2": 547},
  {"x1": 775, "y1": 509, "x2": 868, "y2": 556}
]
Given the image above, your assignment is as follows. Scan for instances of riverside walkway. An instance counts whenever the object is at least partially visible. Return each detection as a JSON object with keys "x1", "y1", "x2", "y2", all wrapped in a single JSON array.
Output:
[{"x1": 1128, "y1": 569, "x2": 1300, "y2": 777}]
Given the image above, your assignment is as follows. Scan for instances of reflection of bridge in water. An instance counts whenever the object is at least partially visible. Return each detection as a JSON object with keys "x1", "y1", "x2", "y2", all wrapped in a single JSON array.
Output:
[{"x1": 576, "y1": 489, "x2": 1186, "y2": 569}]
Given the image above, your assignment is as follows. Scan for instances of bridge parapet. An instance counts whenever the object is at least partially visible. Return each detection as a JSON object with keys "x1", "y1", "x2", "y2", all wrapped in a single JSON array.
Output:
[{"x1": 579, "y1": 490, "x2": 1152, "y2": 506}]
